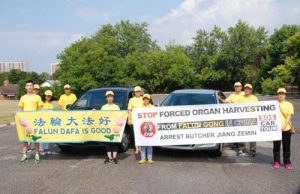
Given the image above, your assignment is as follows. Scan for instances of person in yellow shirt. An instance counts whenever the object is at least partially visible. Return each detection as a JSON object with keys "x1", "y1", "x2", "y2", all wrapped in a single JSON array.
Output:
[
  {"x1": 237, "y1": 83, "x2": 258, "y2": 157},
  {"x1": 218, "y1": 82, "x2": 244, "y2": 147},
  {"x1": 33, "y1": 84, "x2": 40, "y2": 95},
  {"x1": 58, "y1": 84, "x2": 77, "y2": 110},
  {"x1": 101, "y1": 91, "x2": 120, "y2": 164},
  {"x1": 224, "y1": 82, "x2": 244, "y2": 103},
  {"x1": 128, "y1": 86, "x2": 143, "y2": 154},
  {"x1": 273, "y1": 88, "x2": 295, "y2": 170},
  {"x1": 138, "y1": 94, "x2": 155, "y2": 165},
  {"x1": 40, "y1": 90, "x2": 54, "y2": 155},
  {"x1": 18, "y1": 80, "x2": 43, "y2": 163}
]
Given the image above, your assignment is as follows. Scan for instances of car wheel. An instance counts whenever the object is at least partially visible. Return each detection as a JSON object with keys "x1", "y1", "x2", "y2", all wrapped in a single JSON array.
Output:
[
  {"x1": 119, "y1": 130, "x2": 130, "y2": 152},
  {"x1": 212, "y1": 144, "x2": 223, "y2": 157},
  {"x1": 58, "y1": 145, "x2": 72, "y2": 152}
]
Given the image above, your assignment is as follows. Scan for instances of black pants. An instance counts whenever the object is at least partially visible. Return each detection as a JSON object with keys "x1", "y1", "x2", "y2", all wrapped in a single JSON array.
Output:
[
  {"x1": 106, "y1": 143, "x2": 118, "y2": 153},
  {"x1": 273, "y1": 131, "x2": 292, "y2": 164}
]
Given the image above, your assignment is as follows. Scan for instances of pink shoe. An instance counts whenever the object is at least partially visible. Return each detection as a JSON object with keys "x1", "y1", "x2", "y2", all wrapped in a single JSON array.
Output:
[
  {"x1": 285, "y1": 163, "x2": 293, "y2": 170},
  {"x1": 273, "y1": 161, "x2": 280, "y2": 169}
]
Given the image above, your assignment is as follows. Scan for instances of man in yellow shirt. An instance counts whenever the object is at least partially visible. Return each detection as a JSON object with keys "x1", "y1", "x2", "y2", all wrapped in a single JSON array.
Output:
[
  {"x1": 128, "y1": 86, "x2": 143, "y2": 154},
  {"x1": 58, "y1": 84, "x2": 77, "y2": 110},
  {"x1": 18, "y1": 80, "x2": 43, "y2": 163},
  {"x1": 273, "y1": 88, "x2": 295, "y2": 170},
  {"x1": 224, "y1": 82, "x2": 244, "y2": 103},
  {"x1": 218, "y1": 82, "x2": 244, "y2": 147},
  {"x1": 101, "y1": 91, "x2": 120, "y2": 164},
  {"x1": 237, "y1": 83, "x2": 258, "y2": 157}
]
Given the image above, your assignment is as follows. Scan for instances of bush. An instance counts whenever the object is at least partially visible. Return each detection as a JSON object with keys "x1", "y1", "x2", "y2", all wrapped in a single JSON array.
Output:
[{"x1": 261, "y1": 78, "x2": 283, "y2": 95}]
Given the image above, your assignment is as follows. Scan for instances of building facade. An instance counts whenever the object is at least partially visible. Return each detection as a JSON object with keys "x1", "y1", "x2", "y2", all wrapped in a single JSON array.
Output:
[
  {"x1": 50, "y1": 63, "x2": 60, "y2": 75},
  {"x1": 0, "y1": 61, "x2": 27, "y2": 73}
]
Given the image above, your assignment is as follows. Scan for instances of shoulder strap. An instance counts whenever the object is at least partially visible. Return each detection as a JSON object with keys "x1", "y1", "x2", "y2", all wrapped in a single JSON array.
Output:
[{"x1": 279, "y1": 103, "x2": 287, "y2": 119}]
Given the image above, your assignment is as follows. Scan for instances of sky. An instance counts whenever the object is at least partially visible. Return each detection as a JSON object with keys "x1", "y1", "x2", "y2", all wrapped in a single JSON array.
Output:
[{"x1": 0, "y1": 0, "x2": 299, "y2": 73}]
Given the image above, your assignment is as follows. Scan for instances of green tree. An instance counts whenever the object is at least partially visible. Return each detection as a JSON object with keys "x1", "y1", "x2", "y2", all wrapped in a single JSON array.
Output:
[
  {"x1": 0, "y1": 72, "x2": 8, "y2": 85},
  {"x1": 39, "y1": 72, "x2": 51, "y2": 81},
  {"x1": 7, "y1": 69, "x2": 27, "y2": 84},
  {"x1": 269, "y1": 24, "x2": 300, "y2": 67},
  {"x1": 284, "y1": 32, "x2": 300, "y2": 87},
  {"x1": 56, "y1": 21, "x2": 160, "y2": 96},
  {"x1": 188, "y1": 21, "x2": 268, "y2": 90}
]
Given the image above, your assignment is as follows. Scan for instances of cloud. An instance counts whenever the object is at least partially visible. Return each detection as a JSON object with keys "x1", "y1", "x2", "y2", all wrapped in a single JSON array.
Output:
[
  {"x1": 150, "y1": 0, "x2": 300, "y2": 46},
  {"x1": 0, "y1": 27, "x2": 84, "y2": 72},
  {"x1": 75, "y1": 7, "x2": 113, "y2": 22},
  {"x1": 0, "y1": 29, "x2": 83, "y2": 54}
]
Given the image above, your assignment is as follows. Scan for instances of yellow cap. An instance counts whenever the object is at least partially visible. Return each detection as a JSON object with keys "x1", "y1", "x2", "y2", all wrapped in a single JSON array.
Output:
[
  {"x1": 234, "y1": 82, "x2": 242, "y2": 87},
  {"x1": 64, "y1": 84, "x2": 71, "y2": 89},
  {"x1": 134, "y1": 86, "x2": 142, "y2": 92},
  {"x1": 105, "y1": 91, "x2": 114, "y2": 96},
  {"x1": 33, "y1": 84, "x2": 40, "y2": 89},
  {"x1": 244, "y1": 83, "x2": 253, "y2": 89},
  {"x1": 277, "y1": 88, "x2": 287, "y2": 94},
  {"x1": 142, "y1": 94, "x2": 151, "y2": 99},
  {"x1": 44, "y1": 90, "x2": 53, "y2": 96}
]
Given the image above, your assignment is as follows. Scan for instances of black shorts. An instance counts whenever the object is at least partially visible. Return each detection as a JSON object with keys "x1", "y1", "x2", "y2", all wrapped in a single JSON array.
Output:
[{"x1": 105, "y1": 143, "x2": 118, "y2": 152}]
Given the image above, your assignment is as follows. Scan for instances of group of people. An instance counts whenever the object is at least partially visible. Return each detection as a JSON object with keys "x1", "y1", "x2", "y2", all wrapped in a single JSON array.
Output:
[
  {"x1": 18, "y1": 80, "x2": 295, "y2": 170},
  {"x1": 18, "y1": 80, "x2": 77, "y2": 163},
  {"x1": 220, "y1": 82, "x2": 295, "y2": 170}
]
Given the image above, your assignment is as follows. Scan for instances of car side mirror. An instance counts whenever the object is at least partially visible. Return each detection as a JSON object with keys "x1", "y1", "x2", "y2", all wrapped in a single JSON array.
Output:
[{"x1": 155, "y1": 103, "x2": 160, "y2": 107}]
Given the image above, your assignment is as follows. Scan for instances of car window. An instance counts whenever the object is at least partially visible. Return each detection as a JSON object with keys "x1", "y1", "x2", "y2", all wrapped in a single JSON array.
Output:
[
  {"x1": 72, "y1": 90, "x2": 127, "y2": 110},
  {"x1": 218, "y1": 92, "x2": 226, "y2": 104},
  {"x1": 161, "y1": 93, "x2": 217, "y2": 106}
]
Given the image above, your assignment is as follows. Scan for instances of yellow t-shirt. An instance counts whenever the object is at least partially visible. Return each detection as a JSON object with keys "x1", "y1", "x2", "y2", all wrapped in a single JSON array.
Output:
[
  {"x1": 279, "y1": 101, "x2": 294, "y2": 131},
  {"x1": 225, "y1": 92, "x2": 244, "y2": 103},
  {"x1": 142, "y1": 104, "x2": 154, "y2": 108},
  {"x1": 58, "y1": 93, "x2": 77, "y2": 110},
  {"x1": 18, "y1": 94, "x2": 43, "y2": 111},
  {"x1": 237, "y1": 94, "x2": 258, "y2": 103},
  {"x1": 43, "y1": 101, "x2": 54, "y2": 110},
  {"x1": 127, "y1": 96, "x2": 143, "y2": 124},
  {"x1": 101, "y1": 103, "x2": 120, "y2": 111}
]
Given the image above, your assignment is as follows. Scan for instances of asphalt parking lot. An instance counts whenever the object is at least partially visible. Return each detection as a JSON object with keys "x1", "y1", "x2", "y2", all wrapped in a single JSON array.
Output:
[{"x1": 0, "y1": 96, "x2": 299, "y2": 194}]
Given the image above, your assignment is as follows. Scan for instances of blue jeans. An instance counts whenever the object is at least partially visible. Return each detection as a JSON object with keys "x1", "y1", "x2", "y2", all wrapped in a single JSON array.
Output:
[{"x1": 141, "y1": 146, "x2": 153, "y2": 160}]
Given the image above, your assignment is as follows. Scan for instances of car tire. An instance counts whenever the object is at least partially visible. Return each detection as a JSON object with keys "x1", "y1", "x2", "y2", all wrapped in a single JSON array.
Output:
[
  {"x1": 212, "y1": 144, "x2": 222, "y2": 157},
  {"x1": 58, "y1": 145, "x2": 73, "y2": 152},
  {"x1": 119, "y1": 130, "x2": 130, "y2": 153}
]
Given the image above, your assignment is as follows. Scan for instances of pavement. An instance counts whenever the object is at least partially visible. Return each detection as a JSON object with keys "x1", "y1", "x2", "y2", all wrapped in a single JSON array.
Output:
[{"x1": 0, "y1": 96, "x2": 300, "y2": 194}]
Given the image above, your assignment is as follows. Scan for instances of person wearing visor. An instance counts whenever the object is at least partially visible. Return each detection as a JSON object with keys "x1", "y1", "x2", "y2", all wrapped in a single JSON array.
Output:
[
  {"x1": 33, "y1": 84, "x2": 40, "y2": 95},
  {"x1": 237, "y1": 83, "x2": 258, "y2": 157},
  {"x1": 40, "y1": 90, "x2": 54, "y2": 155},
  {"x1": 220, "y1": 82, "x2": 244, "y2": 103},
  {"x1": 101, "y1": 91, "x2": 120, "y2": 164},
  {"x1": 273, "y1": 88, "x2": 295, "y2": 170},
  {"x1": 128, "y1": 86, "x2": 143, "y2": 154},
  {"x1": 58, "y1": 84, "x2": 77, "y2": 110},
  {"x1": 138, "y1": 94, "x2": 155, "y2": 165}
]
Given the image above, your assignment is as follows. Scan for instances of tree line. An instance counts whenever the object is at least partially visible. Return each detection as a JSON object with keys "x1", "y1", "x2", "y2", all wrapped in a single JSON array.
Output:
[
  {"x1": 1, "y1": 20, "x2": 299, "y2": 98},
  {"x1": 55, "y1": 20, "x2": 300, "y2": 96}
]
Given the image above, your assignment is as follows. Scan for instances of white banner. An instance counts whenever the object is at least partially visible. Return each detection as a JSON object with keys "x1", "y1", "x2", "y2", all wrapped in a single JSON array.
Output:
[{"x1": 132, "y1": 101, "x2": 282, "y2": 146}]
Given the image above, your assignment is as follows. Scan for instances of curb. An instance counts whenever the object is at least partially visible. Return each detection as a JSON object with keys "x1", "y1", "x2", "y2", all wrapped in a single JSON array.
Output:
[{"x1": 0, "y1": 122, "x2": 16, "y2": 128}]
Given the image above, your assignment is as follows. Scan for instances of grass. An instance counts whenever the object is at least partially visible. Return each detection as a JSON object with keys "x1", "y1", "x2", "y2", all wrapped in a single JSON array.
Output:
[
  {"x1": 0, "y1": 100, "x2": 19, "y2": 124},
  {"x1": 0, "y1": 100, "x2": 58, "y2": 125}
]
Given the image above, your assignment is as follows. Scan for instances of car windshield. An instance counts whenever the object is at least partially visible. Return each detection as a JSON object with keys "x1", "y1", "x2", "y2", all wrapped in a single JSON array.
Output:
[
  {"x1": 72, "y1": 90, "x2": 127, "y2": 110},
  {"x1": 161, "y1": 93, "x2": 216, "y2": 106}
]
